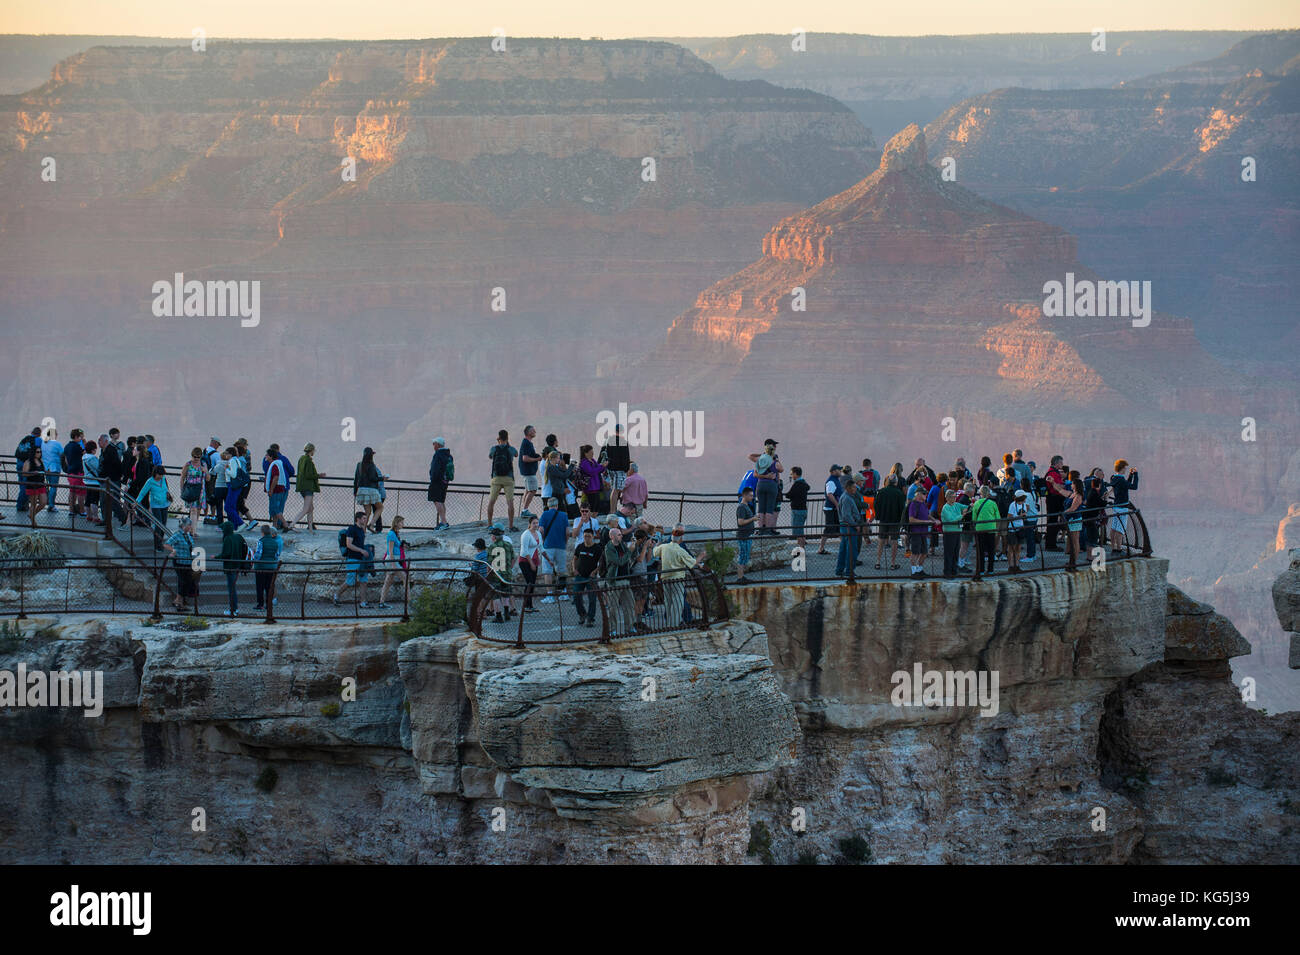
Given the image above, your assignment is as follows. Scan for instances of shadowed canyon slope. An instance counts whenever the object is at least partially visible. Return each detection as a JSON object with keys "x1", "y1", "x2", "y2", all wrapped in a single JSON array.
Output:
[{"x1": 0, "y1": 37, "x2": 876, "y2": 449}]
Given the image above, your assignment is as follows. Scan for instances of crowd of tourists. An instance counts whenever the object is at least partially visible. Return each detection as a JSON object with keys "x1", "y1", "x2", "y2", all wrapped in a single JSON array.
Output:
[{"x1": 8, "y1": 423, "x2": 1139, "y2": 627}]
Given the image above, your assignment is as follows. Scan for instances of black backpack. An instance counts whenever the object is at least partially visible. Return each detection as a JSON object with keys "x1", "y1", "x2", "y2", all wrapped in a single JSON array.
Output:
[
  {"x1": 490, "y1": 445, "x2": 512, "y2": 477},
  {"x1": 15, "y1": 436, "x2": 34, "y2": 463},
  {"x1": 338, "y1": 528, "x2": 351, "y2": 557},
  {"x1": 993, "y1": 485, "x2": 1014, "y2": 517}
]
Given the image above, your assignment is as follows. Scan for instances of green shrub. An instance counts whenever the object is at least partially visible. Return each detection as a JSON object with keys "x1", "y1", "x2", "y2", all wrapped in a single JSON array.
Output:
[
  {"x1": 254, "y1": 767, "x2": 278, "y2": 793},
  {"x1": 701, "y1": 542, "x2": 736, "y2": 577},
  {"x1": 0, "y1": 532, "x2": 66, "y2": 574},
  {"x1": 178, "y1": 616, "x2": 209, "y2": 631},
  {"x1": 747, "y1": 820, "x2": 774, "y2": 865},
  {"x1": 319, "y1": 702, "x2": 341, "y2": 718},
  {"x1": 0, "y1": 620, "x2": 22, "y2": 653},
  {"x1": 838, "y1": 834, "x2": 872, "y2": 864},
  {"x1": 388, "y1": 584, "x2": 466, "y2": 641}
]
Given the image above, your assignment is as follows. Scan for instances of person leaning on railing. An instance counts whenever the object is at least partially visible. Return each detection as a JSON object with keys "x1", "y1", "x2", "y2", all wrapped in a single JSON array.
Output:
[
  {"x1": 602, "y1": 527, "x2": 636, "y2": 636},
  {"x1": 970, "y1": 486, "x2": 1000, "y2": 576},
  {"x1": 162, "y1": 517, "x2": 197, "y2": 611},
  {"x1": 1108, "y1": 460, "x2": 1139, "y2": 558},
  {"x1": 939, "y1": 490, "x2": 967, "y2": 579},
  {"x1": 252, "y1": 524, "x2": 281, "y2": 612},
  {"x1": 654, "y1": 526, "x2": 697, "y2": 628}
]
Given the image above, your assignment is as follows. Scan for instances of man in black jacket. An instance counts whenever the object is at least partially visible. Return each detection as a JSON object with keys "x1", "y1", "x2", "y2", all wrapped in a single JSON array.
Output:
[
  {"x1": 427, "y1": 437, "x2": 452, "y2": 530},
  {"x1": 97, "y1": 433, "x2": 126, "y2": 525}
]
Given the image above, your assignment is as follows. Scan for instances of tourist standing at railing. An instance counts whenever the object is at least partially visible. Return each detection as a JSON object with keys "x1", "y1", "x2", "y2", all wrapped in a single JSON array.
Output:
[
  {"x1": 426, "y1": 437, "x2": 453, "y2": 531},
  {"x1": 201, "y1": 437, "x2": 223, "y2": 524},
  {"x1": 835, "y1": 474, "x2": 863, "y2": 578},
  {"x1": 905, "y1": 481, "x2": 936, "y2": 579},
  {"x1": 82, "y1": 440, "x2": 102, "y2": 525},
  {"x1": 353, "y1": 447, "x2": 384, "y2": 533},
  {"x1": 654, "y1": 526, "x2": 697, "y2": 627},
  {"x1": 289, "y1": 443, "x2": 325, "y2": 532},
  {"x1": 1108, "y1": 460, "x2": 1139, "y2": 558},
  {"x1": 571, "y1": 525, "x2": 601, "y2": 628},
  {"x1": 486, "y1": 525, "x2": 516, "y2": 623},
  {"x1": 569, "y1": 502, "x2": 601, "y2": 546},
  {"x1": 20, "y1": 447, "x2": 47, "y2": 528},
  {"x1": 252, "y1": 524, "x2": 282, "y2": 613},
  {"x1": 1064, "y1": 471, "x2": 1085, "y2": 571},
  {"x1": 518, "y1": 425, "x2": 541, "y2": 516},
  {"x1": 748, "y1": 439, "x2": 783, "y2": 536},
  {"x1": 1044, "y1": 455, "x2": 1068, "y2": 551},
  {"x1": 940, "y1": 490, "x2": 967, "y2": 579},
  {"x1": 577, "y1": 444, "x2": 606, "y2": 515},
  {"x1": 221, "y1": 447, "x2": 254, "y2": 531},
  {"x1": 487, "y1": 430, "x2": 518, "y2": 531},
  {"x1": 1084, "y1": 469, "x2": 1107, "y2": 552},
  {"x1": 42, "y1": 428, "x2": 62, "y2": 514},
  {"x1": 1012, "y1": 449, "x2": 1032, "y2": 487},
  {"x1": 1019, "y1": 477, "x2": 1039, "y2": 564},
  {"x1": 629, "y1": 527, "x2": 655, "y2": 620},
  {"x1": 975, "y1": 456, "x2": 994, "y2": 488},
  {"x1": 538, "y1": 496, "x2": 569, "y2": 603},
  {"x1": 925, "y1": 472, "x2": 946, "y2": 552},
  {"x1": 950, "y1": 457, "x2": 969, "y2": 483},
  {"x1": 334, "y1": 511, "x2": 374, "y2": 609},
  {"x1": 816, "y1": 465, "x2": 842, "y2": 556},
  {"x1": 162, "y1": 516, "x2": 196, "y2": 611},
  {"x1": 602, "y1": 527, "x2": 636, "y2": 635},
  {"x1": 786, "y1": 467, "x2": 809, "y2": 547},
  {"x1": 873, "y1": 475, "x2": 905, "y2": 570},
  {"x1": 144, "y1": 435, "x2": 162, "y2": 467},
  {"x1": 1006, "y1": 489, "x2": 1030, "y2": 572},
  {"x1": 543, "y1": 450, "x2": 571, "y2": 522},
  {"x1": 263, "y1": 447, "x2": 291, "y2": 532},
  {"x1": 98, "y1": 434, "x2": 126, "y2": 526},
  {"x1": 907, "y1": 458, "x2": 936, "y2": 494},
  {"x1": 135, "y1": 465, "x2": 173, "y2": 549},
  {"x1": 179, "y1": 448, "x2": 208, "y2": 531},
  {"x1": 218, "y1": 519, "x2": 246, "y2": 617},
  {"x1": 600, "y1": 424, "x2": 631, "y2": 514},
  {"x1": 971, "y1": 486, "x2": 1000, "y2": 576},
  {"x1": 13, "y1": 427, "x2": 42, "y2": 514},
  {"x1": 735, "y1": 486, "x2": 758, "y2": 582},
  {"x1": 233, "y1": 439, "x2": 253, "y2": 521},
  {"x1": 517, "y1": 515, "x2": 542, "y2": 612},
  {"x1": 621, "y1": 462, "x2": 648, "y2": 518},
  {"x1": 64, "y1": 429, "x2": 86, "y2": 518}
]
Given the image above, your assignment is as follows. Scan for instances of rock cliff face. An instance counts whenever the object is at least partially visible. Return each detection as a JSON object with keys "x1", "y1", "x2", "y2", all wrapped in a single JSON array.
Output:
[{"x1": 2, "y1": 559, "x2": 1295, "y2": 864}]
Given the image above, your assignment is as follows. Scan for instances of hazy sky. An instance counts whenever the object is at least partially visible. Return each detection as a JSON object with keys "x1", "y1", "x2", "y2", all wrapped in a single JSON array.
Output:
[{"x1": 3, "y1": 0, "x2": 1295, "y2": 39}]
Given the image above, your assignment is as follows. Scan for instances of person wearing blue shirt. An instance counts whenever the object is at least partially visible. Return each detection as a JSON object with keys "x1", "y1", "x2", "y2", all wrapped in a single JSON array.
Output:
[
  {"x1": 538, "y1": 497, "x2": 570, "y2": 600},
  {"x1": 134, "y1": 465, "x2": 170, "y2": 550}
]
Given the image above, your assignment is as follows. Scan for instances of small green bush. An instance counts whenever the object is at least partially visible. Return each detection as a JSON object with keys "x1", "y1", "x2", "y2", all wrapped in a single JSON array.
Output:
[
  {"x1": 319, "y1": 702, "x2": 341, "y2": 718},
  {"x1": 178, "y1": 616, "x2": 209, "y2": 631},
  {"x1": 0, "y1": 620, "x2": 23, "y2": 653},
  {"x1": 0, "y1": 532, "x2": 66, "y2": 573},
  {"x1": 838, "y1": 834, "x2": 872, "y2": 864},
  {"x1": 254, "y1": 767, "x2": 278, "y2": 793},
  {"x1": 702, "y1": 542, "x2": 736, "y2": 577},
  {"x1": 388, "y1": 584, "x2": 466, "y2": 641}
]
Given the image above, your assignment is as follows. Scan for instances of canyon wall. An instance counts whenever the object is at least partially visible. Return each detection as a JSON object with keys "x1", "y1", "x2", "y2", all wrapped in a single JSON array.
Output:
[{"x1": 3, "y1": 556, "x2": 1295, "y2": 864}]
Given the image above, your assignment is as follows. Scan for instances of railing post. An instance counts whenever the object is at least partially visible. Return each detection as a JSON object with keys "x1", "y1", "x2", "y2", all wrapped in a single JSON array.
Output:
[
  {"x1": 972, "y1": 533, "x2": 983, "y2": 582},
  {"x1": 401, "y1": 566, "x2": 410, "y2": 623},
  {"x1": 151, "y1": 555, "x2": 164, "y2": 620},
  {"x1": 597, "y1": 581, "x2": 611, "y2": 644},
  {"x1": 17, "y1": 563, "x2": 26, "y2": 620},
  {"x1": 515, "y1": 585, "x2": 525, "y2": 649}
]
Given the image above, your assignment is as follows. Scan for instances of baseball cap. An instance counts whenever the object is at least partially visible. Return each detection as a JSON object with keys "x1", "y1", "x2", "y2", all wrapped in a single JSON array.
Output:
[
  {"x1": 432, "y1": 436, "x2": 445, "y2": 445},
  {"x1": 1014, "y1": 489, "x2": 1027, "y2": 498},
  {"x1": 763, "y1": 438, "x2": 779, "y2": 446}
]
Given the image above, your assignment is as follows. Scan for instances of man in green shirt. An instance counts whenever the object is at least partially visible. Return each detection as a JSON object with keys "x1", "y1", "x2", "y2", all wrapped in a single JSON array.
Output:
[
  {"x1": 487, "y1": 525, "x2": 516, "y2": 623},
  {"x1": 970, "y1": 487, "x2": 1001, "y2": 576}
]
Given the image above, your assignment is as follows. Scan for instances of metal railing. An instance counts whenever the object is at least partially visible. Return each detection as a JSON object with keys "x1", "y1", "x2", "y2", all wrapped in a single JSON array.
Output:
[{"x1": 466, "y1": 565, "x2": 729, "y2": 647}]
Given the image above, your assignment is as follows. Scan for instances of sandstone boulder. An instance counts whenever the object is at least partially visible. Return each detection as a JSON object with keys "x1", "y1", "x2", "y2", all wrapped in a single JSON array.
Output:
[{"x1": 1165, "y1": 585, "x2": 1252, "y2": 663}]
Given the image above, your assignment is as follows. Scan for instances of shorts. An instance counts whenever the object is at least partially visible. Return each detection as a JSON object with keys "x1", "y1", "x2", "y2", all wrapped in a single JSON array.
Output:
[
  {"x1": 523, "y1": 474, "x2": 539, "y2": 492},
  {"x1": 909, "y1": 533, "x2": 928, "y2": 555},
  {"x1": 427, "y1": 482, "x2": 447, "y2": 503},
  {"x1": 791, "y1": 509, "x2": 807, "y2": 537},
  {"x1": 489, "y1": 476, "x2": 514, "y2": 505},
  {"x1": 879, "y1": 522, "x2": 901, "y2": 539},
  {"x1": 736, "y1": 538, "x2": 753, "y2": 566},
  {"x1": 345, "y1": 558, "x2": 371, "y2": 587},
  {"x1": 299, "y1": 491, "x2": 314, "y2": 500},
  {"x1": 1109, "y1": 505, "x2": 1129, "y2": 534},
  {"x1": 542, "y1": 547, "x2": 567, "y2": 575},
  {"x1": 609, "y1": 471, "x2": 627, "y2": 491},
  {"x1": 269, "y1": 490, "x2": 288, "y2": 517},
  {"x1": 355, "y1": 486, "x2": 382, "y2": 506},
  {"x1": 822, "y1": 510, "x2": 840, "y2": 537},
  {"x1": 1067, "y1": 517, "x2": 1083, "y2": 533},
  {"x1": 756, "y1": 479, "x2": 778, "y2": 515},
  {"x1": 86, "y1": 489, "x2": 101, "y2": 507},
  {"x1": 67, "y1": 474, "x2": 85, "y2": 490}
]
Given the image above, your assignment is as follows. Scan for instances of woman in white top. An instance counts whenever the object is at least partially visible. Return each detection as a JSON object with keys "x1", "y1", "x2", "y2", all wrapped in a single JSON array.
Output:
[
  {"x1": 517, "y1": 515, "x2": 542, "y2": 613},
  {"x1": 1005, "y1": 489, "x2": 1029, "y2": 572}
]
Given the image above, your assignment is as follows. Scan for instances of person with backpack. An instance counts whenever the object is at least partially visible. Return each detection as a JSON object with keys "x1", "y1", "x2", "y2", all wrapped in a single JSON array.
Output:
[
  {"x1": 221, "y1": 447, "x2": 251, "y2": 530},
  {"x1": 180, "y1": 447, "x2": 209, "y2": 531},
  {"x1": 970, "y1": 486, "x2": 1001, "y2": 576},
  {"x1": 14, "y1": 427, "x2": 42, "y2": 514},
  {"x1": 334, "y1": 511, "x2": 374, "y2": 608},
  {"x1": 872, "y1": 474, "x2": 906, "y2": 570},
  {"x1": 289, "y1": 443, "x2": 325, "y2": 532},
  {"x1": 427, "y1": 437, "x2": 453, "y2": 530},
  {"x1": 218, "y1": 519, "x2": 248, "y2": 616},
  {"x1": 353, "y1": 447, "x2": 384, "y2": 533},
  {"x1": 1044, "y1": 454, "x2": 1069, "y2": 550},
  {"x1": 233, "y1": 438, "x2": 254, "y2": 521},
  {"x1": 252, "y1": 524, "x2": 282, "y2": 613},
  {"x1": 538, "y1": 496, "x2": 569, "y2": 603},
  {"x1": 486, "y1": 525, "x2": 516, "y2": 623},
  {"x1": 1005, "y1": 489, "x2": 1030, "y2": 572},
  {"x1": 377, "y1": 516, "x2": 410, "y2": 609},
  {"x1": 264, "y1": 447, "x2": 291, "y2": 532},
  {"x1": 97, "y1": 433, "x2": 126, "y2": 526},
  {"x1": 486, "y1": 430, "x2": 518, "y2": 531},
  {"x1": 201, "y1": 437, "x2": 223, "y2": 524}
]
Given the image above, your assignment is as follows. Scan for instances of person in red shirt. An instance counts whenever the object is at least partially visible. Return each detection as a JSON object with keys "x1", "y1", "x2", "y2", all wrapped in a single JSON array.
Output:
[{"x1": 1044, "y1": 454, "x2": 1069, "y2": 551}]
